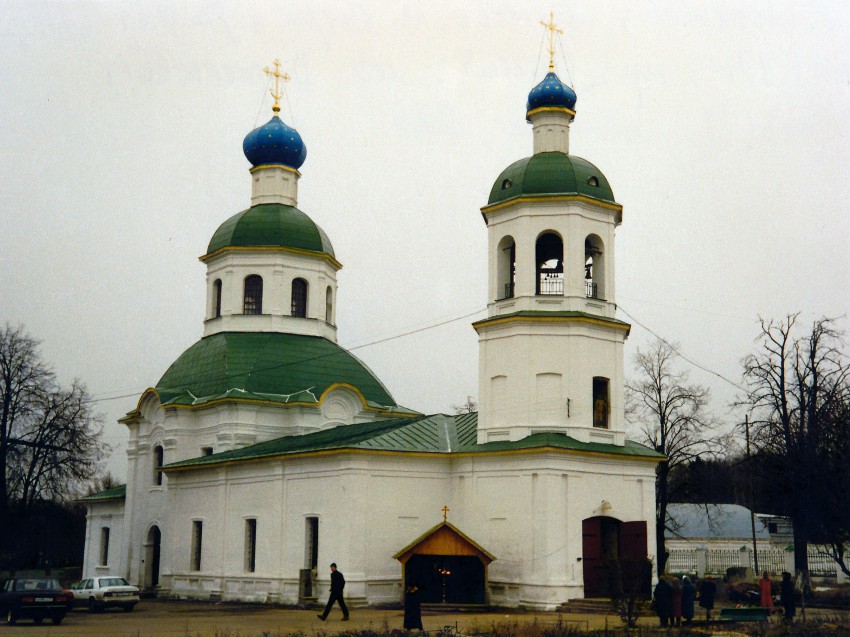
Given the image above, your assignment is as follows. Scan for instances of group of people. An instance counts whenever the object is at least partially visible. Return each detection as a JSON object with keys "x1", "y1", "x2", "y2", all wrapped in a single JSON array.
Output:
[
  {"x1": 653, "y1": 570, "x2": 799, "y2": 626},
  {"x1": 764, "y1": 571, "x2": 799, "y2": 622},
  {"x1": 652, "y1": 575, "x2": 700, "y2": 626}
]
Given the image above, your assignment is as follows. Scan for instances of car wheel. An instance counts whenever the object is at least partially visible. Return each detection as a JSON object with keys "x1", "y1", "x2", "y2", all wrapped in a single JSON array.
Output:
[
  {"x1": 88, "y1": 598, "x2": 100, "y2": 613},
  {"x1": 123, "y1": 604, "x2": 135, "y2": 612},
  {"x1": 6, "y1": 609, "x2": 16, "y2": 625},
  {"x1": 51, "y1": 613, "x2": 64, "y2": 625},
  {"x1": 34, "y1": 616, "x2": 44, "y2": 625}
]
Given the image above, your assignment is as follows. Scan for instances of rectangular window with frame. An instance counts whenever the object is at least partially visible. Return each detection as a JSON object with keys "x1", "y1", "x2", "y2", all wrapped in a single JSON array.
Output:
[
  {"x1": 245, "y1": 519, "x2": 257, "y2": 573},
  {"x1": 305, "y1": 517, "x2": 318, "y2": 570},
  {"x1": 99, "y1": 527, "x2": 110, "y2": 566},
  {"x1": 592, "y1": 377, "x2": 610, "y2": 428},
  {"x1": 191, "y1": 520, "x2": 203, "y2": 571}
]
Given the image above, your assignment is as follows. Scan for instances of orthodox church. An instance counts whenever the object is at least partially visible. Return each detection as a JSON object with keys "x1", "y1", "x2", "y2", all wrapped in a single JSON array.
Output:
[{"x1": 81, "y1": 30, "x2": 663, "y2": 609}]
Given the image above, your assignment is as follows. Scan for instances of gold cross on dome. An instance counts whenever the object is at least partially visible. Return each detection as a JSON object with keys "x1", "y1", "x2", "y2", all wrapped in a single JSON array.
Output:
[
  {"x1": 540, "y1": 12, "x2": 563, "y2": 72},
  {"x1": 263, "y1": 59, "x2": 290, "y2": 114},
  {"x1": 442, "y1": 505, "x2": 450, "y2": 522}
]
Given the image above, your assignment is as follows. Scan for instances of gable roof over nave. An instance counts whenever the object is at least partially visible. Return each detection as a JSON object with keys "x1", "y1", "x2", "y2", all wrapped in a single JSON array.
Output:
[{"x1": 163, "y1": 411, "x2": 664, "y2": 472}]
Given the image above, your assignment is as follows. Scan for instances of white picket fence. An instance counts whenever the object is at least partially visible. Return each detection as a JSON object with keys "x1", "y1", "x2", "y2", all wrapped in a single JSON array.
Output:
[{"x1": 666, "y1": 545, "x2": 841, "y2": 578}]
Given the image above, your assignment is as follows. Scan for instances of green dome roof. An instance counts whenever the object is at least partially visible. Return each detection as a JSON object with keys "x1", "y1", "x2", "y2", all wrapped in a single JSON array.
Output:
[
  {"x1": 206, "y1": 203, "x2": 335, "y2": 259},
  {"x1": 488, "y1": 152, "x2": 616, "y2": 206},
  {"x1": 155, "y1": 332, "x2": 398, "y2": 409}
]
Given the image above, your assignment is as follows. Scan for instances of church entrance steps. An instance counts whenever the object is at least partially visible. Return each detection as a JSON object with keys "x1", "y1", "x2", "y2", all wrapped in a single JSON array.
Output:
[{"x1": 557, "y1": 598, "x2": 615, "y2": 614}]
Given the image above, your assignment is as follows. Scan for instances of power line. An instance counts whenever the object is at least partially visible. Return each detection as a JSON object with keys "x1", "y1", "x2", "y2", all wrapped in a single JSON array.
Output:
[
  {"x1": 618, "y1": 304, "x2": 746, "y2": 392},
  {"x1": 89, "y1": 306, "x2": 487, "y2": 406},
  {"x1": 89, "y1": 301, "x2": 746, "y2": 408}
]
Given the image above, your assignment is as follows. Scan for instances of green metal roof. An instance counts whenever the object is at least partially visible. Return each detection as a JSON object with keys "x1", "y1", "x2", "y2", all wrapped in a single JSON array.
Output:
[
  {"x1": 206, "y1": 203, "x2": 335, "y2": 258},
  {"x1": 154, "y1": 332, "x2": 400, "y2": 409},
  {"x1": 488, "y1": 152, "x2": 616, "y2": 206},
  {"x1": 78, "y1": 484, "x2": 126, "y2": 502},
  {"x1": 164, "y1": 412, "x2": 664, "y2": 471}
]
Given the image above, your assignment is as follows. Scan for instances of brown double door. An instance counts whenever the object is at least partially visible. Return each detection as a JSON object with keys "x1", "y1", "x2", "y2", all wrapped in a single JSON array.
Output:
[{"x1": 581, "y1": 517, "x2": 648, "y2": 598}]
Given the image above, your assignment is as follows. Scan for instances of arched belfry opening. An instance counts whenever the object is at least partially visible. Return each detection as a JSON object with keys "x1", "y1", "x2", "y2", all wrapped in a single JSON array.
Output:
[
  {"x1": 584, "y1": 235, "x2": 605, "y2": 299},
  {"x1": 536, "y1": 232, "x2": 563, "y2": 295},
  {"x1": 496, "y1": 236, "x2": 516, "y2": 300},
  {"x1": 581, "y1": 516, "x2": 649, "y2": 598},
  {"x1": 394, "y1": 509, "x2": 494, "y2": 606}
]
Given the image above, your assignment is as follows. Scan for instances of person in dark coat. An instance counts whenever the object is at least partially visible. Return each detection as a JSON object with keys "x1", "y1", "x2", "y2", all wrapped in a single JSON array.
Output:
[
  {"x1": 780, "y1": 571, "x2": 796, "y2": 623},
  {"x1": 403, "y1": 582, "x2": 423, "y2": 631},
  {"x1": 698, "y1": 576, "x2": 717, "y2": 622},
  {"x1": 681, "y1": 576, "x2": 696, "y2": 625},
  {"x1": 653, "y1": 577, "x2": 673, "y2": 627},
  {"x1": 317, "y1": 563, "x2": 349, "y2": 621}
]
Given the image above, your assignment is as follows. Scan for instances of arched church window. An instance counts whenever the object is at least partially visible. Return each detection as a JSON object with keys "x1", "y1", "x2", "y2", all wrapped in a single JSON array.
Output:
[
  {"x1": 592, "y1": 377, "x2": 609, "y2": 429},
  {"x1": 291, "y1": 278, "x2": 308, "y2": 318},
  {"x1": 213, "y1": 279, "x2": 222, "y2": 318},
  {"x1": 325, "y1": 286, "x2": 333, "y2": 324},
  {"x1": 243, "y1": 275, "x2": 263, "y2": 315},
  {"x1": 536, "y1": 232, "x2": 563, "y2": 295},
  {"x1": 153, "y1": 445, "x2": 164, "y2": 485},
  {"x1": 587, "y1": 176, "x2": 599, "y2": 187},
  {"x1": 502, "y1": 179, "x2": 512, "y2": 190},
  {"x1": 585, "y1": 235, "x2": 604, "y2": 299},
  {"x1": 497, "y1": 236, "x2": 516, "y2": 299}
]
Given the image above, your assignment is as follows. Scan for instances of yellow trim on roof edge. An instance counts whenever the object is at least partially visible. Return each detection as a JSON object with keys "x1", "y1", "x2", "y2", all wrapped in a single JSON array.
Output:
[
  {"x1": 526, "y1": 105, "x2": 576, "y2": 119},
  {"x1": 121, "y1": 388, "x2": 418, "y2": 423},
  {"x1": 199, "y1": 245, "x2": 343, "y2": 269},
  {"x1": 481, "y1": 194, "x2": 623, "y2": 216},
  {"x1": 472, "y1": 314, "x2": 631, "y2": 334},
  {"x1": 163, "y1": 444, "x2": 664, "y2": 474},
  {"x1": 318, "y1": 382, "x2": 369, "y2": 408},
  {"x1": 248, "y1": 164, "x2": 301, "y2": 176}
]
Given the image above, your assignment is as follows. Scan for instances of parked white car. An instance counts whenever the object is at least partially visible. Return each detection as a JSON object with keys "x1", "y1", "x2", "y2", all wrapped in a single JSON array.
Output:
[{"x1": 70, "y1": 577, "x2": 140, "y2": 612}]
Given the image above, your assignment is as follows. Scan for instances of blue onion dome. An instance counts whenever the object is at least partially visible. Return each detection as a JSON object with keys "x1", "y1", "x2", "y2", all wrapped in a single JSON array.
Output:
[
  {"x1": 526, "y1": 71, "x2": 577, "y2": 113},
  {"x1": 243, "y1": 116, "x2": 307, "y2": 170}
]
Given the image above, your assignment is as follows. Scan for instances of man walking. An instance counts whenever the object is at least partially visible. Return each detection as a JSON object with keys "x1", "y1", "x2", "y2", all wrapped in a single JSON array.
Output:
[{"x1": 317, "y1": 563, "x2": 349, "y2": 621}]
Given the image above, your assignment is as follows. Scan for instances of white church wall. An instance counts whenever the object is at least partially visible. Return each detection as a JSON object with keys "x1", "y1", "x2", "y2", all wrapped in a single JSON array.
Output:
[
  {"x1": 478, "y1": 323, "x2": 626, "y2": 443},
  {"x1": 156, "y1": 447, "x2": 655, "y2": 610},
  {"x1": 81, "y1": 499, "x2": 127, "y2": 581}
]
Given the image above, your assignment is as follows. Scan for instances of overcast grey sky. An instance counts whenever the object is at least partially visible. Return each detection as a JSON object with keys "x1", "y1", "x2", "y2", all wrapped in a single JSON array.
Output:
[{"x1": 2, "y1": 1, "x2": 848, "y2": 481}]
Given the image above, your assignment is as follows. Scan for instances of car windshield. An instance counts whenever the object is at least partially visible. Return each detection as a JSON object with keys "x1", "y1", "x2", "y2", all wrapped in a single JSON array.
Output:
[
  {"x1": 15, "y1": 578, "x2": 60, "y2": 591},
  {"x1": 101, "y1": 577, "x2": 129, "y2": 587}
]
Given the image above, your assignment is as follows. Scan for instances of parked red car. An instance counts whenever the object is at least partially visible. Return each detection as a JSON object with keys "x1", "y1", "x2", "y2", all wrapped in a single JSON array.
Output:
[{"x1": 0, "y1": 576, "x2": 69, "y2": 625}]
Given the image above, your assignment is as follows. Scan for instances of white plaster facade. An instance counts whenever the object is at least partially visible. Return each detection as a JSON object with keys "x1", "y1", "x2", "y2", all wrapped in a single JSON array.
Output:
[{"x1": 82, "y1": 62, "x2": 661, "y2": 610}]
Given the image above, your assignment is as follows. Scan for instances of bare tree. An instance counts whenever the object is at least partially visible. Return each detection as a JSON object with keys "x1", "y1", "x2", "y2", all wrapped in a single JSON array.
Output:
[
  {"x1": 453, "y1": 395, "x2": 477, "y2": 415},
  {"x1": 626, "y1": 339, "x2": 716, "y2": 575},
  {"x1": 741, "y1": 314, "x2": 849, "y2": 586},
  {"x1": 0, "y1": 324, "x2": 104, "y2": 515}
]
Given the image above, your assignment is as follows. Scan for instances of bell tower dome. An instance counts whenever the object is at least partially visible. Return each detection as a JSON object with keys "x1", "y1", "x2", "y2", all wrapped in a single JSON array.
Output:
[{"x1": 474, "y1": 18, "x2": 630, "y2": 446}]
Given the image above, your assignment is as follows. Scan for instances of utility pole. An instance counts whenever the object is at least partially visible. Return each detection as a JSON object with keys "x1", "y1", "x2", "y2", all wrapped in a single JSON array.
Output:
[{"x1": 746, "y1": 415, "x2": 759, "y2": 575}]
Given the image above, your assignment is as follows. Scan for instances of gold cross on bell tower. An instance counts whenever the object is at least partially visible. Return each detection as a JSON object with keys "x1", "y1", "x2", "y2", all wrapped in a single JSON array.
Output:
[
  {"x1": 442, "y1": 505, "x2": 450, "y2": 522},
  {"x1": 540, "y1": 12, "x2": 563, "y2": 72},
  {"x1": 263, "y1": 59, "x2": 290, "y2": 114}
]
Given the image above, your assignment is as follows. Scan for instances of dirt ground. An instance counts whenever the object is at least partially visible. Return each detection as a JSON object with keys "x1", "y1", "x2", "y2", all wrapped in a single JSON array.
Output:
[
  {"x1": 0, "y1": 600, "x2": 623, "y2": 636},
  {"x1": 0, "y1": 600, "x2": 847, "y2": 637}
]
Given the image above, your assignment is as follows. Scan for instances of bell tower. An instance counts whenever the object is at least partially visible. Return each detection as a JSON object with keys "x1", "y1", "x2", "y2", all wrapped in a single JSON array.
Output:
[{"x1": 474, "y1": 18, "x2": 630, "y2": 446}]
